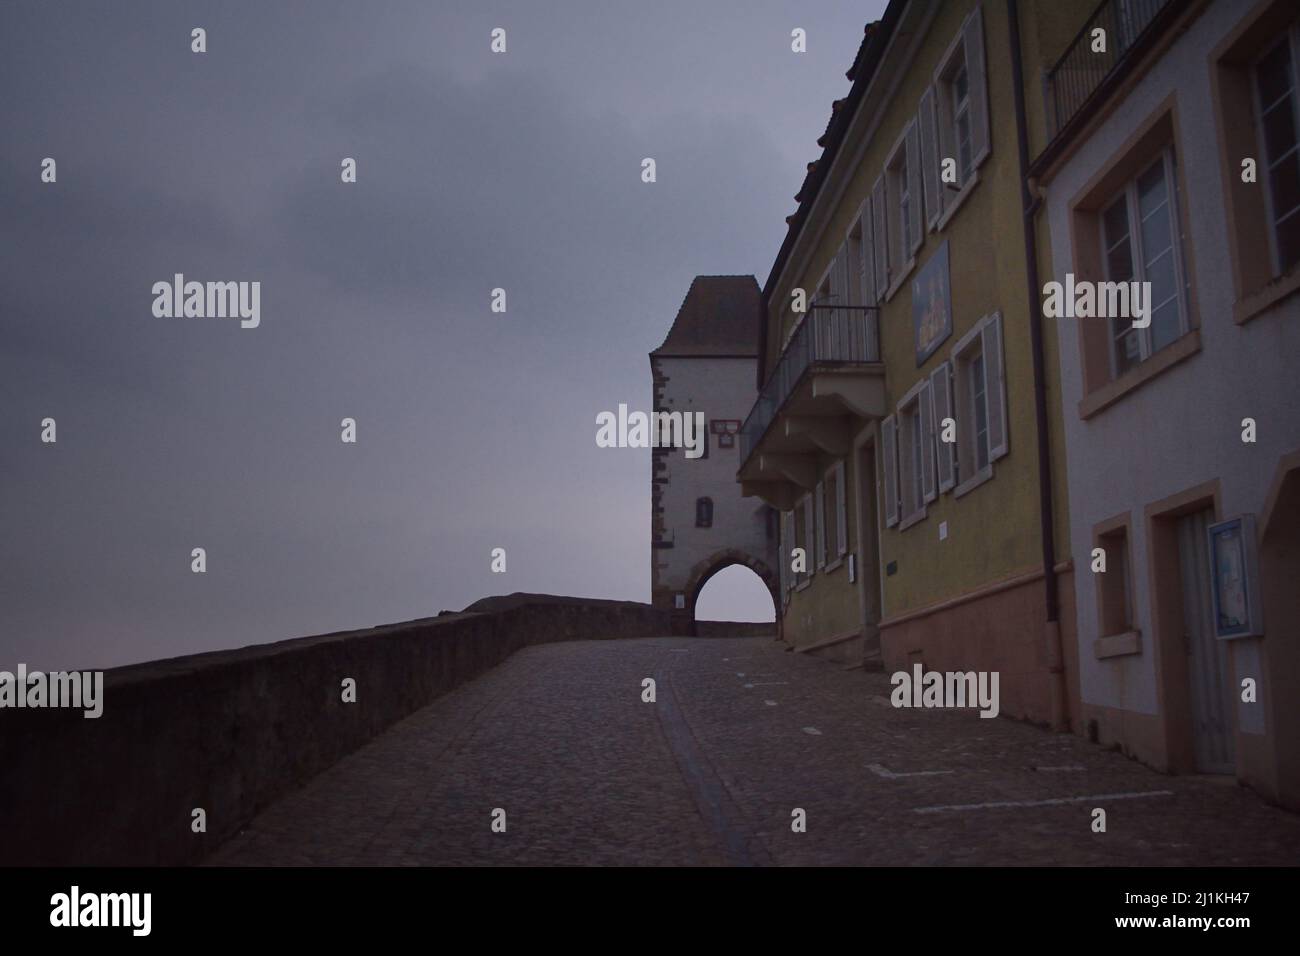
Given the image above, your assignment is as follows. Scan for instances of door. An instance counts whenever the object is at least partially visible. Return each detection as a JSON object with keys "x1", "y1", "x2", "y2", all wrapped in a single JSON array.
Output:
[{"x1": 1177, "y1": 508, "x2": 1235, "y2": 773}]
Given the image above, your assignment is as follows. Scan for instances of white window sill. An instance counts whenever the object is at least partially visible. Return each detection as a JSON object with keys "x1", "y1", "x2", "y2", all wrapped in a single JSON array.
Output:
[
  {"x1": 933, "y1": 168, "x2": 981, "y2": 233},
  {"x1": 884, "y1": 257, "x2": 917, "y2": 302},
  {"x1": 795, "y1": 579, "x2": 813, "y2": 593},
  {"x1": 953, "y1": 463, "x2": 993, "y2": 499},
  {"x1": 898, "y1": 506, "x2": 928, "y2": 531},
  {"x1": 825, "y1": 556, "x2": 845, "y2": 574}
]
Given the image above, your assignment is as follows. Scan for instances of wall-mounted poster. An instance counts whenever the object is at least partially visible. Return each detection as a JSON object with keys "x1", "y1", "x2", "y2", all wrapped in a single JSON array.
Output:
[
  {"x1": 912, "y1": 240, "x2": 952, "y2": 366},
  {"x1": 1207, "y1": 514, "x2": 1263, "y2": 639}
]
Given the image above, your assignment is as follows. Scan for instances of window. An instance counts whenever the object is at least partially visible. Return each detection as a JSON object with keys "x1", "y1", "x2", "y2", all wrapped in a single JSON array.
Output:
[
  {"x1": 695, "y1": 497, "x2": 713, "y2": 528},
  {"x1": 815, "y1": 480, "x2": 826, "y2": 569},
  {"x1": 893, "y1": 146, "x2": 913, "y2": 259},
  {"x1": 802, "y1": 494, "x2": 816, "y2": 582},
  {"x1": 821, "y1": 461, "x2": 848, "y2": 563},
  {"x1": 952, "y1": 61, "x2": 973, "y2": 181},
  {"x1": 949, "y1": 311, "x2": 1007, "y2": 496},
  {"x1": 890, "y1": 379, "x2": 937, "y2": 529},
  {"x1": 882, "y1": 122, "x2": 923, "y2": 295},
  {"x1": 969, "y1": 348, "x2": 989, "y2": 472},
  {"x1": 1254, "y1": 27, "x2": 1300, "y2": 275},
  {"x1": 791, "y1": 494, "x2": 815, "y2": 587},
  {"x1": 929, "y1": 361, "x2": 957, "y2": 493},
  {"x1": 1099, "y1": 148, "x2": 1190, "y2": 376},
  {"x1": 1095, "y1": 517, "x2": 1136, "y2": 638},
  {"x1": 1069, "y1": 102, "x2": 1202, "y2": 414},
  {"x1": 1212, "y1": 3, "x2": 1300, "y2": 321},
  {"x1": 925, "y1": 4, "x2": 990, "y2": 229}
]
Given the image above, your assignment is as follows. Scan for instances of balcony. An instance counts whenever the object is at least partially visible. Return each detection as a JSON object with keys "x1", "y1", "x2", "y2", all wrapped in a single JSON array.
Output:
[
  {"x1": 738, "y1": 306, "x2": 885, "y2": 510},
  {"x1": 1046, "y1": 0, "x2": 1175, "y2": 139}
]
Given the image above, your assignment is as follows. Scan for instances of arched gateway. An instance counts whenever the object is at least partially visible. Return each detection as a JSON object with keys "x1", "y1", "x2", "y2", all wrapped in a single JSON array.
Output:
[{"x1": 649, "y1": 276, "x2": 779, "y2": 635}]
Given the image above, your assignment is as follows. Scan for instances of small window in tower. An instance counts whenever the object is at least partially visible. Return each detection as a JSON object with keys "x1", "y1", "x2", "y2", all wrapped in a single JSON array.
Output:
[{"x1": 695, "y1": 497, "x2": 713, "y2": 528}]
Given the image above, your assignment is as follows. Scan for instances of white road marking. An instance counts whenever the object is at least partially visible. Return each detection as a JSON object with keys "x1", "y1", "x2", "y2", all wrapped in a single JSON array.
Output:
[
  {"x1": 868, "y1": 763, "x2": 954, "y2": 780},
  {"x1": 912, "y1": 790, "x2": 1175, "y2": 814},
  {"x1": 802, "y1": 726, "x2": 822, "y2": 735},
  {"x1": 751, "y1": 681, "x2": 788, "y2": 686},
  {"x1": 736, "y1": 672, "x2": 745, "y2": 677},
  {"x1": 1034, "y1": 764, "x2": 1086, "y2": 772},
  {"x1": 764, "y1": 700, "x2": 778, "y2": 707}
]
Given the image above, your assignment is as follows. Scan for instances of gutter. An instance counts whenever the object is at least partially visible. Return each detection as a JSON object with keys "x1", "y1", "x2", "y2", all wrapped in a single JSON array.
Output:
[{"x1": 1007, "y1": 0, "x2": 1067, "y2": 731}]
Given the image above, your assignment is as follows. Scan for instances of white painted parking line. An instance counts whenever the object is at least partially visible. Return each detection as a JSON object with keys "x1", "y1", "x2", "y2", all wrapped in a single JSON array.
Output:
[
  {"x1": 868, "y1": 763, "x2": 954, "y2": 780},
  {"x1": 802, "y1": 726, "x2": 822, "y2": 735},
  {"x1": 912, "y1": 790, "x2": 1175, "y2": 814},
  {"x1": 764, "y1": 700, "x2": 778, "y2": 707}
]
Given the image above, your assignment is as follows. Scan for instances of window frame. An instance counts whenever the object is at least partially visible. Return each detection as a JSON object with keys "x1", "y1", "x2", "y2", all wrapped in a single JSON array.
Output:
[
  {"x1": 895, "y1": 379, "x2": 930, "y2": 529},
  {"x1": 694, "y1": 496, "x2": 713, "y2": 529},
  {"x1": 1093, "y1": 511, "x2": 1139, "y2": 646},
  {"x1": 949, "y1": 311, "x2": 1007, "y2": 498},
  {"x1": 882, "y1": 126, "x2": 918, "y2": 299},
  {"x1": 1098, "y1": 147, "x2": 1191, "y2": 378},
  {"x1": 1251, "y1": 23, "x2": 1300, "y2": 278}
]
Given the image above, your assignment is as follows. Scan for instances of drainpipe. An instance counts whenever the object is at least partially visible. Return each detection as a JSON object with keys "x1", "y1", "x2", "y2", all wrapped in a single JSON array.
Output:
[{"x1": 1007, "y1": 0, "x2": 1067, "y2": 731}]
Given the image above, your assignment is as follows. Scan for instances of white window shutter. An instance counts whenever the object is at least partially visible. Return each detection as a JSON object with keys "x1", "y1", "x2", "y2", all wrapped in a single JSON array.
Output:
[
  {"x1": 919, "y1": 87, "x2": 943, "y2": 230},
  {"x1": 777, "y1": 512, "x2": 784, "y2": 593},
  {"x1": 965, "y1": 5, "x2": 990, "y2": 169},
  {"x1": 835, "y1": 460, "x2": 848, "y2": 556},
  {"x1": 815, "y1": 481, "x2": 826, "y2": 569},
  {"x1": 983, "y1": 312, "x2": 1008, "y2": 460},
  {"x1": 803, "y1": 496, "x2": 816, "y2": 573},
  {"x1": 871, "y1": 175, "x2": 888, "y2": 295},
  {"x1": 857, "y1": 200, "x2": 875, "y2": 307},
  {"x1": 930, "y1": 361, "x2": 956, "y2": 492},
  {"x1": 920, "y1": 382, "x2": 938, "y2": 504},
  {"x1": 882, "y1": 414, "x2": 899, "y2": 528},
  {"x1": 831, "y1": 248, "x2": 849, "y2": 355},
  {"x1": 905, "y1": 121, "x2": 923, "y2": 257}
]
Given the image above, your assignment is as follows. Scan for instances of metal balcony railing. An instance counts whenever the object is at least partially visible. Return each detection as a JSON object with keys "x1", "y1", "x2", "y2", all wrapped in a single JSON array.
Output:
[
  {"x1": 739, "y1": 305, "x2": 878, "y2": 465},
  {"x1": 1046, "y1": 0, "x2": 1172, "y2": 137}
]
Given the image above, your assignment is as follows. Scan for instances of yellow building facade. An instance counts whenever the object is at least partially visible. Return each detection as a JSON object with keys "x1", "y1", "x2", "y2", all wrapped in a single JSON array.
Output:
[{"x1": 740, "y1": 0, "x2": 1078, "y2": 727}]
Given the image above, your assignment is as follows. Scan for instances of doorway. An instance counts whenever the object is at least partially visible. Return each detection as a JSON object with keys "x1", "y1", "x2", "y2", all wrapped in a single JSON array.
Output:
[{"x1": 1176, "y1": 507, "x2": 1235, "y2": 773}]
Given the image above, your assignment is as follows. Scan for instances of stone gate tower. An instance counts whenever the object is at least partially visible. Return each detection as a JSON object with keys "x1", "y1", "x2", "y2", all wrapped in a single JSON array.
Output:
[{"x1": 649, "y1": 275, "x2": 779, "y2": 634}]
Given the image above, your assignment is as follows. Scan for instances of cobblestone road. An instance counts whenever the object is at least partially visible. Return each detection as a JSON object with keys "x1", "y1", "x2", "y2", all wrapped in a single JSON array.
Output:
[{"x1": 208, "y1": 637, "x2": 1300, "y2": 866}]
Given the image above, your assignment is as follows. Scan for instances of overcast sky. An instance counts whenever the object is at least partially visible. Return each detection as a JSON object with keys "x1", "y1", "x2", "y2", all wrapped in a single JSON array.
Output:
[{"x1": 0, "y1": 0, "x2": 884, "y2": 670}]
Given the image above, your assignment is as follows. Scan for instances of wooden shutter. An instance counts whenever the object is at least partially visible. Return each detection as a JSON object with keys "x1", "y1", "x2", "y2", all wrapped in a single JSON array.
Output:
[
  {"x1": 831, "y1": 247, "x2": 850, "y2": 353},
  {"x1": 871, "y1": 175, "x2": 888, "y2": 295},
  {"x1": 983, "y1": 312, "x2": 1008, "y2": 460},
  {"x1": 815, "y1": 481, "x2": 826, "y2": 569},
  {"x1": 905, "y1": 120, "x2": 923, "y2": 257},
  {"x1": 803, "y1": 495, "x2": 816, "y2": 572},
  {"x1": 857, "y1": 199, "x2": 876, "y2": 307},
  {"x1": 919, "y1": 87, "x2": 942, "y2": 229},
  {"x1": 930, "y1": 361, "x2": 956, "y2": 493},
  {"x1": 835, "y1": 460, "x2": 848, "y2": 557},
  {"x1": 881, "y1": 414, "x2": 899, "y2": 528},
  {"x1": 965, "y1": 5, "x2": 990, "y2": 169},
  {"x1": 920, "y1": 381, "x2": 937, "y2": 504}
]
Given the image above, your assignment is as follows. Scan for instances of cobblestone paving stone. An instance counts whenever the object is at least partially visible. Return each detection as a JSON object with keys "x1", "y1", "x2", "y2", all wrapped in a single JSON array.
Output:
[{"x1": 208, "y1": 637, "x2": 1300, "y2": 866}]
